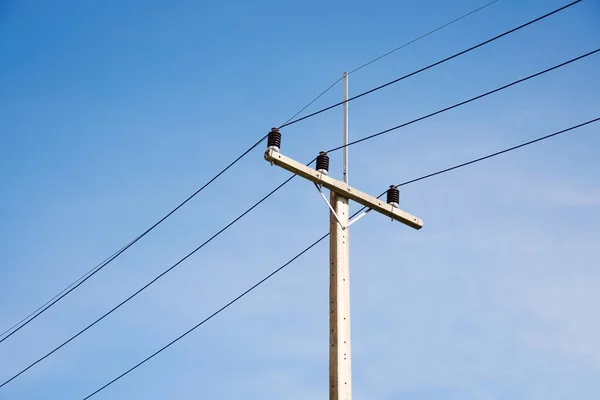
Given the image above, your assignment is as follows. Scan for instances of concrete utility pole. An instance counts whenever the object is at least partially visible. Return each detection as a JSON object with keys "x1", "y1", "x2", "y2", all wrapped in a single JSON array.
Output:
[
  {"x1": 329, "y1": 71, "x2": 351, "y2": 399},
  {"x1": 264, "y1": 73, "x2": 422, "y2": 400}
]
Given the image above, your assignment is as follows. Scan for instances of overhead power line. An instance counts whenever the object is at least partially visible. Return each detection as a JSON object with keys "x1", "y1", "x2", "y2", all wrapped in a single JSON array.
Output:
[
  {"x1": 0, "y1": 0, "x2": 502, "y2": 345},
  {"x1": 81, "y1": 233, "x2": 330, "y2": 400},
  {"x1": 0, "y1": 241, "x2": 133, "y2": 340},
  {"x1": 80, "y1": 116, "x2": 600, "y2": 399},
  {"x1": 393, "y1": 117, "x2": 600, "y2": 187},
  {"x1": 326, "y1": 48, "x2": 600, "y2": 153},
  {"x1": 347, "y1": 0, "x2": 500, "y2": 76},
  {"x1": 3, "y1": 44, "x2": 593, "y2": 388},
  {"x1": 279, "y1": 0, "x2": 582, "y2": 129},
  {"x1": 281, "y1": 0, "x2": 501, "y2": 125},
  {"x1": 0, "y1": 135, "x2": 267, "y2": 345},
  {"x1": 0, "y1": 175, "x2": 296, "y2": 388}
]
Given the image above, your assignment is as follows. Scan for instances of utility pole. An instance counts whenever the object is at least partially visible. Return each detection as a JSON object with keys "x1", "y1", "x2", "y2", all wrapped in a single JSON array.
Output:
[
  {"x1": 264, "y1": 73, "x2": 423, "y2": 400},
  {"x1": 329, "y1": 71, "x2": 351, "y2": 400}
]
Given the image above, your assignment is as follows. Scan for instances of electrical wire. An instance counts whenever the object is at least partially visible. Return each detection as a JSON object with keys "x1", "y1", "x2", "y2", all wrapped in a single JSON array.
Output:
[
  {"x1": 0, "y1": 174, "x2": 296, "y2": 388},
  {"x1": 326, "y1": 48, "x2": 600, "y2": 153},
  {"x1": 0, "y1": 0, "x2": 572, "y2": 342},
  {"x1": 3, "y1": 0, "x2": 487, "y2": 338},
  {"x1": 0, "y1": 152, "x2": 324, "y2": 388},
  {"x1": 80, "y1": 116, "x2": 600, "y2": 399},
  {"x1": 5, "y1": 45, "x2": 596, "y2": 387},
  {"x1": 347, "y1": 0, "x2": 501, "y2": 75},
  {"x1": 0, "y1": 0, "x2": 519, "y2": 374},
  {"x1": 393, "y1": 117, "x2": 600, "y2": 188},
  {"x1": 279, "y1": 0, "x2": 582, "y2": 129},
  {"x1": 0, "y1": 241, "x2": 134, "y2": 340},
  {"x1": 81, "y1": 232, "x2": 330, "y2": 400},
  {"x1": 2, "y1": 0, "x2": 585, "y2": 389},
  {"x1": 0, "y1": 135, "x2": 268, "y2": 345},
  {"x1": 280, "y1": 0, "x2": 501, "y2": 125}
]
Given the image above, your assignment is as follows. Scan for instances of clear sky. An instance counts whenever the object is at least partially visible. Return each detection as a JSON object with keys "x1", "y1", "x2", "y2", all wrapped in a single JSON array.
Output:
[{"x1": 1, "y1": 0, "x2": 599, "y2": 399}]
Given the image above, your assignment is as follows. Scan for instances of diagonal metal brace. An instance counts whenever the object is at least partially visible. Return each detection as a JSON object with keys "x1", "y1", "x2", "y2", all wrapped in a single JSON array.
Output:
[
  {"x1": 314, "y1": 183, "x2": 345, "y2": 229},
  {"x1": 346, "y1": 208, "x2": 372, "y2": 228},
  {"x1": 314, "y1": 183, "x2": 374, "y2": 230}
]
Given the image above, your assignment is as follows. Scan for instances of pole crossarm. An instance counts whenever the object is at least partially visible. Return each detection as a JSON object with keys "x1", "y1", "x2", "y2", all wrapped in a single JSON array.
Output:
[{"x1": 264, "y1": 149, "x2": 423, "y2": 230}]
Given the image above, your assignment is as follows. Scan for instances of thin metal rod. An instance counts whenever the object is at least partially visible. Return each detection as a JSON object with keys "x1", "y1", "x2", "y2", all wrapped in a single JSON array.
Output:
[
  {"x1": 346, "y1": 208, "x2": 372, "y2": 228},
  {"x1": 343, "y1": 72, "x2": 349, "y2": 184},
  {"x1": 314, "y1": 183, "x2": 344, "y2": 228}
]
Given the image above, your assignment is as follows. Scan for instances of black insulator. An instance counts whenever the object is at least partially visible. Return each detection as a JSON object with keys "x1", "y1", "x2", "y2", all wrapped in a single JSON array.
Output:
[
  {"x1": 387, "y1": 185, "x2": 400, "y2": 207},
  {"x1": 267, "y1": 127, "x2": 281, "y2": 151},
  {"x1": 316, "y1": 151, "x2": 329, "y2": 174}
]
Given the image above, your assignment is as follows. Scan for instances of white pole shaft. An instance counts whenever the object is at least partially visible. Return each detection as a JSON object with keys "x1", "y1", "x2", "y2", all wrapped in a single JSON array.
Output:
[
  {"x1": 329, "y1": 70, "x2": 352, "y2": 400},
  {"x1": 343, "y1": 72, "x2": 349, "y2": 184},
  {"x1": 329, "y1": 191, "x2": 352, "y2": 400}
]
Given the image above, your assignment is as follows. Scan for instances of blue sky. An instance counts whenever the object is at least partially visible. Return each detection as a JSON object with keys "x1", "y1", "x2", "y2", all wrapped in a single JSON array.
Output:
[{"x1": 1, "y1": 0, "x2": 599, "y2": 399}]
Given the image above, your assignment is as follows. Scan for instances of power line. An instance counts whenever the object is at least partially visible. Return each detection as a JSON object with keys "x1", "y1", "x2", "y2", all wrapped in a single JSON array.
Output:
[
  {"x1": 394, "y1": 117, "x2": 600, "y2": 188},
  {"x1": 326, "y1": 48, "x2": 600, "y2": 153},
  {"x1": 348, "y1": 0, "x2": 500, "y2": 75},
  {"x1": 1, "y1": 0, "x2": 582, "y2": 382},
  {"x1": 81, "y1": 232, "x2": 330, "y2": 400},
  {"x1": 279, "y1": 0, "x2": 582, "y2": 129},
  {"x1": 5, "y1": 45, "x2": 595, "y2": 387},
  {"x1": 364, "y1": 116, "x2": 600, "y2": 205},
  {"x1": 0, "y1": 148, "x2": 325, "y2": 388},
  {"x1": 0, "y1": 0, "x2": 517, "y2": 375},
  {"x1": 281, "y1": 0, "x2": 501, "y2": 125},
  {"x1": 0, "y1": 174, "x2": 296, "y2": 388},
  {"x1": 2, "y1": 1, "x2": 588, "y2": 396},
  {"x1": 281, "y1": 78, "x2": 344, "y2": 128},
  {"x1": 0, "y1": 241, "x2": 133, "y2": 340},
  {"x1": 0, "y1": 135, "x2": 267, "y2": 345},
  {"x1": 80, "y1": 116, "x2": 600, "y2": 399},
  {"x1": 0, "y1": 0, "x2": 509, "y2": 344},
  {"x1": 0, "y1": 0, "x2": 498, "y2": 342}
]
